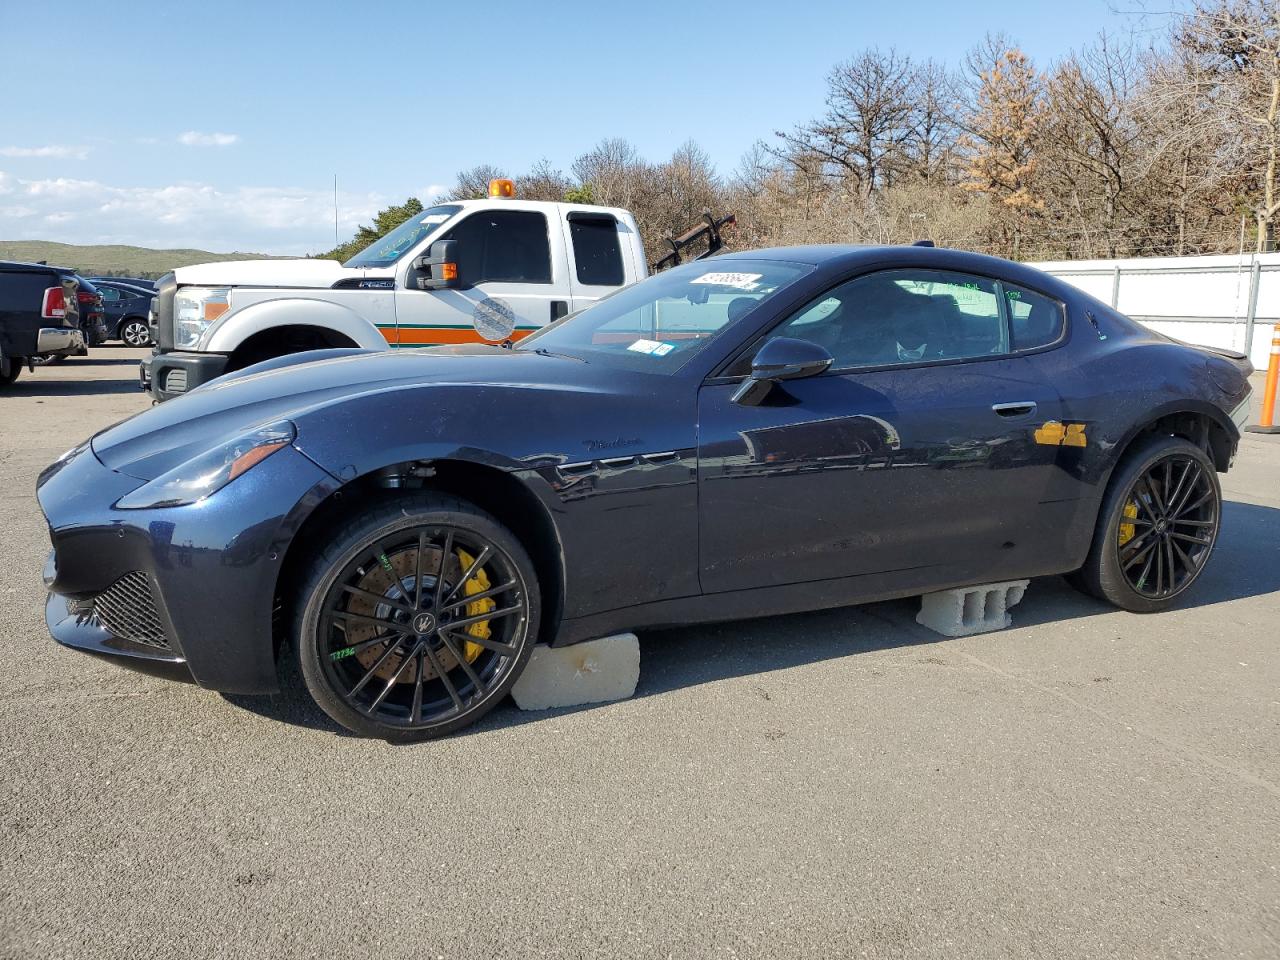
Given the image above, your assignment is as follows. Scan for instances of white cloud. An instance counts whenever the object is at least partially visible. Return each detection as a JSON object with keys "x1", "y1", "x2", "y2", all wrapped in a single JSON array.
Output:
[
  {"x1": 0, "y1": 170, "x2": 386, "y2": 255},
  {"x1": 417, "y1": 183, "x2": 450, "y2": 203},
  {"x1": 177, "y1": 131, "x2": 240, "y2": 147},
  {"x1": 0, "y1": 144, "x2": 90, "y2": 160}
]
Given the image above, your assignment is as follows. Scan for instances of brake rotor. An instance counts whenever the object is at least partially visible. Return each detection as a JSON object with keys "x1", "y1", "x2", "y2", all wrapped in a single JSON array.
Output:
[{"x1": 343, "y1": 544, "x2": 492, "y2": 684}]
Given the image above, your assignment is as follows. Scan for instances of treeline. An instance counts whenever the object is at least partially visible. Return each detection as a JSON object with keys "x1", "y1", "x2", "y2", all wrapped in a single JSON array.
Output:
[{"x1": 319, "y1": 0, "x2": 1280, "y2": 264}]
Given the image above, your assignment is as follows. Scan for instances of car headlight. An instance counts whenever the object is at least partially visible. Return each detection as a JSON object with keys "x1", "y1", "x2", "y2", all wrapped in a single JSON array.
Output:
[
  {"x1": 114, "y1": 421, "x2": 296, "y2": 510},
  {"x1": 173, "y1": 286, "x2": 231, "y2": 349}
]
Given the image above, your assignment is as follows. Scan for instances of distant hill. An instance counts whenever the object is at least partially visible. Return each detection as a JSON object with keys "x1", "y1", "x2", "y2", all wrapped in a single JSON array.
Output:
[{"x1": 0, "y1": 240, "x2": 292, "y2": 279}]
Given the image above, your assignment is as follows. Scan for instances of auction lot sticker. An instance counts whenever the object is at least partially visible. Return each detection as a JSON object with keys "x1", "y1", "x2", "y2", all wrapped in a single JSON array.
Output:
[{"x1": 691, "y1": 272, "x2": 762, "y2": 290}]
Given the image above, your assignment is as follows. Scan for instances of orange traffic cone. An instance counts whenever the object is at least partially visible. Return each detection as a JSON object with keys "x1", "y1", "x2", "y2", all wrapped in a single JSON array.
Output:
[{"x1": 1246, "y1": 322, "x2": 1280, "y2": 434}]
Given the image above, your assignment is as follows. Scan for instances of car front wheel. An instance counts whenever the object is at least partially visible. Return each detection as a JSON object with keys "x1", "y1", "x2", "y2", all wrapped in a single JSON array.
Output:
[
  {"x1": 295, "y1": 493, "x2": 540, "y2": 740},
  {"x1": 1070, "y1": 435, "x2": 1221, "y2": 612}
]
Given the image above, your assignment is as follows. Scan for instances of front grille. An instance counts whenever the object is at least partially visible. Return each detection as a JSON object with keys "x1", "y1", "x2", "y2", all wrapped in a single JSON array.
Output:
[
  {"x1": 92, "y1": 572, "x2": 170, "y2": 650},
  {"x1": 163, "y1": 368, "x2": 188, "y2": 393}
]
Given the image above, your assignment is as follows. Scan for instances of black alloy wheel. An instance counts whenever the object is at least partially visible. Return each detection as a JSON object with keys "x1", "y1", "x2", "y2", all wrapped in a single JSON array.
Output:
[
  {"x1": 1070, "y1": 435, "x2": 1222, "y2": 612},
  {"x1": 297, "y1": 494, "x2": 539, "y2": 740},
  {"x1": 1116, "y1": 452, "x2": 1219, "y2": 600}
]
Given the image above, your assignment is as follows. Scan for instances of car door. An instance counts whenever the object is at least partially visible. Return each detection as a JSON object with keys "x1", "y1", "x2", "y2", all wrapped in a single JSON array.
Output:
[
  {"x1": 696, "y1": 266, "x2": 1068, "y2": 595},
  {"x1": 394, "y1": 208, "x2": 572, "y2": 346}
]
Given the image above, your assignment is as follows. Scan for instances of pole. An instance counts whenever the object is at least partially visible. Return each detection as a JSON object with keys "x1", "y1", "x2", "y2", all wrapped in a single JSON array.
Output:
[
  {"x1": 1245, "y1": 258, "x2": 1262, "y2": 357},
  {"x1": 1246, "y1": 322, "x2": 1280, "y2": 434},
  {"x1": 334, "y1": 174, "x2": 339, "y2": 246}
]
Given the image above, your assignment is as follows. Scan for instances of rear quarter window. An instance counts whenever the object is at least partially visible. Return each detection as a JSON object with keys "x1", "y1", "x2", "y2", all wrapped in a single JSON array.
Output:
[{"x1": 1004, "y1": 282, "x2": 1065, "y2": 350}]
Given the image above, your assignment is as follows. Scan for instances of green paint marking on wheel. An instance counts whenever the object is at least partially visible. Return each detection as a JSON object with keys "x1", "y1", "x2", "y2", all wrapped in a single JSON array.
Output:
[
  {"x1": 378, "y1": 552, "x2": 393, "y2": 572},
  {"x1": 330, "y1": 646, "x2": 356, "y2": 662}
]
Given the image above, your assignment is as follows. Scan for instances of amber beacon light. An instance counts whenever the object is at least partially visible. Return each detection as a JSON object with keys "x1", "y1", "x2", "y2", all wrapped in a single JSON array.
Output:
[{"x1": 488, "y1": 178, "x2": 516, "y2": 198}]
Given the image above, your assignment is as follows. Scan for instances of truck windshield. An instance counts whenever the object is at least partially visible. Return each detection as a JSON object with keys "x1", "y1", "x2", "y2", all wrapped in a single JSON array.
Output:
[
  {"x1": 342, "y1": 204, "x2": 463, "y2": 269},
  {"x1": 515, "y1": 259, "x2": 811, "y2": 373}
]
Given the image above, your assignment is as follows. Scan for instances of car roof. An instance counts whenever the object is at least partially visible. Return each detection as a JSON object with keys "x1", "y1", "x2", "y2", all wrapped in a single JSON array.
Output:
[{"x1": 712, "y1": 244, "x2": 1083, "y2": 300}]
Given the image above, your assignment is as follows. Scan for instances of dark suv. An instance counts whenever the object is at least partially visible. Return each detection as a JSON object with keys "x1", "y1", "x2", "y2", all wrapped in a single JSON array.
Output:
[{"x1": 0, "y1": 261, "x2": 89, "y2": 385}]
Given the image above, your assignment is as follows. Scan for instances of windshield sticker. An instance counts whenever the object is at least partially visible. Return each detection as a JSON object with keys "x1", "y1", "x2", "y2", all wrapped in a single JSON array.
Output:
[
  {"x1": 627, "y1": 339, "x2": 676, "y2": 356},
  {"x1": 420, "y1": 213, "x2": 450, "y2": 225},
  {"x1": 691, "y1": 272, "x2": 763, "y2": 290}
]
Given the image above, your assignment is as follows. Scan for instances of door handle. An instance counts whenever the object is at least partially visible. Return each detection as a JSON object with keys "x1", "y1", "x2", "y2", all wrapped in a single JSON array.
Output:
[
  {"x1": 550, "y1": 300, "x2": 568, "y2": 321},
  {"x1": 992, "y1": 401, "x2": 1037, "y2": 418}
]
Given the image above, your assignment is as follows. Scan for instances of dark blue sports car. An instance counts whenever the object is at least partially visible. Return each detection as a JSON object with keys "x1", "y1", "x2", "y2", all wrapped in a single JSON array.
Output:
[{"x1": 37, "y1": 245, "x2": 1254, "y2": 739}]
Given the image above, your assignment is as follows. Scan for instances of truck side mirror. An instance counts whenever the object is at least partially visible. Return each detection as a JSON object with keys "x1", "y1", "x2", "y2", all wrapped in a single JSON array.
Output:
[{"x1": 413, "y1": 239, "x2": 460, "y2": 290}]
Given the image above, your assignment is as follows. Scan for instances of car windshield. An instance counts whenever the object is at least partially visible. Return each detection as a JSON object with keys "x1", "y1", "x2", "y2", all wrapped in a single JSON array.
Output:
[
  {"x1": 342, "y1": 204, "x2": 463, "y2": 269},
  {"x1": 516, "y1": 259, "x2": 812, "y2": 372}
]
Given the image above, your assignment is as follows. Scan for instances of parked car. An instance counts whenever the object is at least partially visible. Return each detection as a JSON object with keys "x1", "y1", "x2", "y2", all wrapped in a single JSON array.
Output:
[
  {"x1": 87, "y1": 276, "x2": 156, "y2": 291},
  {"x1": 1, "y1": 261, "x2": 90, "y2": 384},
  {"x1": 139, "y1": 180, "x2": 729, "y2": 401},
  {"x1": 93, "y1": 279, "x2": 155, "y2": 346},
  {"x1": 38, "y1": 244, "x2": 1253, "y2": 739}
]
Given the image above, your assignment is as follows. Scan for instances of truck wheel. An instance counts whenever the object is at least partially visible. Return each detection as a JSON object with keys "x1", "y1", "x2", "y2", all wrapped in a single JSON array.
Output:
[
  {"x1": 295, "y1": 493, "x2": 540, "y2": 740},
  {"x1": 1068, "y1": 435, "x2": 1221, "y2": 612},
  {"x1": 0, "y1": 363, "x2": 20, "y2": 386}
]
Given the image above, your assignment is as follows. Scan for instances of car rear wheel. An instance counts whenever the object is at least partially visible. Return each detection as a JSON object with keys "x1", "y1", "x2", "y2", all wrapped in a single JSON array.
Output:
[
  {"x1": 120, "y1": 320, "x2": 152, "y2": 346},
  {"x1": 295, "y1": 493, "x2": 540, "y2": 740},
  {"x1": 1069, "y1": 435, "x2": 1221, "y2": 612}
]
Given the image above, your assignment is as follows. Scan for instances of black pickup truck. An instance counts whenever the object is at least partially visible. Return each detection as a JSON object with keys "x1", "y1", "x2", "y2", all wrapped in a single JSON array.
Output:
[{"x1": 0, "y1": 261, "x2": 91, "y2": 386}]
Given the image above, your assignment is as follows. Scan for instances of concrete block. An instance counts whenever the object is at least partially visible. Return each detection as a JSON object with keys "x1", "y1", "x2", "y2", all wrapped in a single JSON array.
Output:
[
  {"x1": 915, "y1": 580, "x2": 1029, "y2": 638},
  {"x1": 511, "y1": 633, "x2": 640, "y2": 711}
]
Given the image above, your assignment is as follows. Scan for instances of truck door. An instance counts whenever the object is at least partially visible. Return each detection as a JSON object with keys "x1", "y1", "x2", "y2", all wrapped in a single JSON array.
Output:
[
  {"x1": 394, "y1": 208, "x2": 572, "y2": 346},
  {"x1": 563, "y1": 209, "x2": 636, "y2": 313}
]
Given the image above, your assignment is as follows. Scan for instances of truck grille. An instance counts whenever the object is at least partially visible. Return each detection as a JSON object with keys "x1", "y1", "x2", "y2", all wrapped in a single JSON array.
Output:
[{"x1": 92, "y1": 572, "x2": 170, "y2": 650}]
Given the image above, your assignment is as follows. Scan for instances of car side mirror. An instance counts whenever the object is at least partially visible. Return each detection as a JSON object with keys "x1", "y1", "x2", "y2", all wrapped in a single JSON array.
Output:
[
  {"x1": 732, "y1": 337, "x2": 833, "y2": 406},
  {"x1": 413, "y1": 239, "x2": 460, "y2": 290}
]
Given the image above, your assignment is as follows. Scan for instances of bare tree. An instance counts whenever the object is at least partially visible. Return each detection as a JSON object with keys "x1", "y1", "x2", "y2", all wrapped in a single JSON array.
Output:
[{"x1": 775, "y1": 48, "x2": 918, "y2": 198}]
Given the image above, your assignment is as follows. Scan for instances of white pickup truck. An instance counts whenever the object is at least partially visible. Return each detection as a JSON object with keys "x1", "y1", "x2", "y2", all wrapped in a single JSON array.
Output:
[{"x1": 141, "y1": 187, "x2": 655, "y2": 401}]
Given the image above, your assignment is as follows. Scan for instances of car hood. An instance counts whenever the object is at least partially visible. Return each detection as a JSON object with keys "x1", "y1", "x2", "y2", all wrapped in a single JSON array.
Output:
[
  {"x1": 92, "y1": 346, "x2": 589, "y2": 480},
  {"x1": 172, "y1": 258, "x2": 392, "y2": 288}
]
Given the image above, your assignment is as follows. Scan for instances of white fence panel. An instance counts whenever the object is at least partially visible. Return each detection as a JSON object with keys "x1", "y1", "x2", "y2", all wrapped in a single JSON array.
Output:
[{"x1": 1030, "y1": 253, "x2": 1280, "y2": 370}]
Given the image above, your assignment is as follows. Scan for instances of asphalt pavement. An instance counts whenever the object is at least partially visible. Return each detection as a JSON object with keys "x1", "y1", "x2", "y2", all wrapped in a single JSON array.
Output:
[{"x1": 1, "y1": 347, "x2": 1277, "y2": 959}]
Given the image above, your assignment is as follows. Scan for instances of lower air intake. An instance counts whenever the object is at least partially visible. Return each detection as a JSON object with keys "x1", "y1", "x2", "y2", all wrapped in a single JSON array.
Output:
[{"x1": 93, "y1": 572, "x2": 170, "y2": 650}]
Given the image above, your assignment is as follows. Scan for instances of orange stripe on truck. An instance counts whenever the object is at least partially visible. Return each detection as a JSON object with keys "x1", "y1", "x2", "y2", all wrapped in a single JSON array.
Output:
[{"x1": 384, "y1": 327, "x2": 535, "y2": 346}]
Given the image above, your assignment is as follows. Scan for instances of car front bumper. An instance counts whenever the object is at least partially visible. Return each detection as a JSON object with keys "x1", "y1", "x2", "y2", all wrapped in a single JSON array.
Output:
[
  {"x1": 141, "y1": 350, "x2": 229, "y2": 402},
  {"x1": 37, "y1": 438, "x2": 338, "y2": 694},
  {"x1": 37, "y1": 327, "x2": 85, "y2": 355}
]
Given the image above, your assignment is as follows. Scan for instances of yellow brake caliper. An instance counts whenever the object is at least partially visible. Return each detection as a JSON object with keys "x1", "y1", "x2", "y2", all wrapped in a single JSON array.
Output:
[
  {"x1": 453, "y1": 546, "x2": 494, "y2": 664},
  {"x1": 1118, "y1": 500, "x2": 1139, "y2": 546}
]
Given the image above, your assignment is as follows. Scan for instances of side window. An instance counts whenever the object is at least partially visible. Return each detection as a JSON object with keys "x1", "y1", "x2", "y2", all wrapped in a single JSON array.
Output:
[
  {"x1": 98, "y1": 287, "x2": 120, "y2": 302},
  {"x1": 1003, "y1": 282, "x2": 1065, "y2": 350},
  {"x1": 441, "y1": 210, "x2": 551, "y2": 286},
  {"x1": 765, "y1": 268, "x2": 1007, "y2": 370},
  {"x1": 568, "y1": 214, "x2": 625, "y2": 287}
]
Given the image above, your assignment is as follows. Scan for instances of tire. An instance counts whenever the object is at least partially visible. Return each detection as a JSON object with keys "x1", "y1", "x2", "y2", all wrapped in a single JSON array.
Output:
[
  {"x1": 0, "y1": 362, "x2": 20, "y2": 387},
  {"x1": 120, "y1": 319, "x2": 152, "y2": 347},
  {"x1": 1069, "y1": 435, "x2": 1221, "y2": 612},
  {"x1": 295, "y1": 493, "x2": 540, "y2": 740}
]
